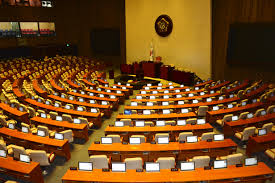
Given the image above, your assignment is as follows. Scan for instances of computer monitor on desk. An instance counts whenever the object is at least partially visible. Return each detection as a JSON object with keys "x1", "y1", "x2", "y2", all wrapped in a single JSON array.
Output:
[
  {"x1": 73, "y1": 118, "x2": 81, "y2": 124},
  {"x1": 56, "y1": 116, "x2": 62, "y2": 121},
  {"x1": 157, "y1": 87, "x2": 162, "y2": 90},
  {"x1": 131, "y1": 102, "x2": 138, "y2": 106},
  {"x1": 197, "y1": 119, "x2": 205, "y2": 125},
  {"x1": 145, "y1": 162, "x2": 160, "y2": 172},
  {"x1": 122, "y1": 87, "x2": 126, "y2": 90},
  {"x1": 232, "y1": 116, "x2": 238, "y2": 121},
  {"x1": 188, "y1": 93, "x2": 194, "y2": 97},
  {"x1": 112, "y1": 162, "x2": 126, "y2": 172},
  {"x1": 176, "y1": 94, "x2": 182, "y2": 98},
  {"x1": 156, "y1": 120, "x2": 165, "y2": 126},
  {"x1": 77, "y1": 107, "x2": 84, "y2": 111},
  {"x1": 22, "y1": 126, "x2": 29, "y2": 133},
  {"x1": 65, "y1": 105, "x2": 71, "y2": 109},
  {"x1": 258, "y1": 129, "x2": 267, "y2": 136},
  {"x1": 214, "y1": 134, "x2": 224, "y2": 141},
  {"x1": 186, "y1": 136, "x2": 198, "y2": 143},
  {"x1": 89, "y1": 92, "x2": 94, "y2": 96},
  {"x1": 8, "y1": 123, "x2": 15, "y2": 130},
  {"x1": 147, "y1": 84, "x2": 152, "y2": 87},
  {"x1": 169, "y1": 86, "x2": 174, "y2": 89},
  {"x1": 143, "y1": 110, "x2": 151, "y2": 115},
  {"x1": 181, "y1": 162, "x2": 195, "y2": 171},
  {"x1": 177, "y1": 120, "x2": 186, "y2": 126},
  {"x1": 79, "y1": 98, "x2": 84, "y2": 102},
  {"x1": 102, "y1": 101, "x2": 108, "y2": 105},
  {"x1": 214, "y1": 160, "x2": 227, "y2": 169},
  {"x1": 227, "y1": 104, "x2": 233, "y2": 109},
  {"x1": 144, "y1": 87, "x2": 150, "y2": 90},
  {"x1": 19, "y1": 154, "x2": 30, "y2": 163},
  {"x1": 245, "y1": 158, "x2": 257, "y2": 166},
  {"x1": 212, "y1": 106, "x2": 219, "y2": 111},
  {"x1": 115, "y1": 121, "x2": 124, "y2": 127},
  {"x1": 0, "y1": 150, "x2": 7, "y2": 158},
  {"x1": 200, "y1": 92, "x2": 205, "y2": 96},
  {"x1": 90, "y1": 100, "x2": 96, "y2": 104},
  {"x1": 147, "y1": 102, "x2": 153, "y2": 106},
  {"x1": 135, "y1": 121, "x2": 145, "y2": 127},
  {"x1": 99, "y1": 94, "x2": 104, "y2": 98},
  {"x1": 129, "y1": 137, "x2": 141, "y2": 144},
  {"x1": 163, "y1": 95, "x2": 169, "y2": 99},
  {"x1": 157, "y1": 137, "x2": 169, "y2": 144},
  {"x1": 110, "y1": 95, "x2": 116, "y2": 99},
  {"x1": 163, "y1": 109, "x2": 170, "y2": 114},
  {"x1": 247, "y1": 113, "x2": 253, "y2": 119},
  {"x1": 78, "y1": 162, "x2": 93, "y2": 171},
  {"x1": 37, "y1": 130, "x2": 46, "y2": 137},
  {"x1": 117, "y1": 90, "x2": 122, "y2": 94},
  {"x1": 178, "y1": 101, "x2": 184, "y2": 105},
  {"x1": 181, "y1": 108, "x2": 189, "y2": 113},
  {"x1": 192, "y1": 99, "x2": 198, "y2": 104},
  {"x1": 186, "y1": 88, "x2": 190, "y2": 92},
  {"x1": 152, "y1": 91, "x2": 158, "y2": 94},
  {"x1": 175, "y1": 89, "x2": 180, "y2": 93},
  {"x1": 41, "y1": 113, "x2": 47, "y2": 118},
  {"x1": 206, "y1": 98, "x2": 212, "y2": 102},
  {"x1": 162, "y1": 101, "x2": 169, "y2": 106},
  {"x1": 55, "y1": 133, "x2": 64, "y2": 140},
  {"x1": 141, "y1": 91, "x2": 146, "y2": 94},
  {"x1": 149, "y1": 96, "x2": 156, "y2": 99},
  {"x1": 136, "y1": 96, "x2": 142, "y2": 99},
  {"x1": 101, "y1": 137, "x2": 112, "y2": 144},
  {"x1": 19, "y1": 107, "x2": 24, "y2": 112}
]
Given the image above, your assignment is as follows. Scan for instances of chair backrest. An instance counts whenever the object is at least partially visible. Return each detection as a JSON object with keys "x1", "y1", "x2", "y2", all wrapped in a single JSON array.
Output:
[
  {"x1": 254, "y1": 108, "x2": 265, "y2": 117},
  {"x1": 0, "y1": 116, "x2": 7, "y2": 126},
  {"x1": 237, "y1": 90, "x2": 244, "y2": 98},
  {"x1": 165, "y1": 120, "x2": 176, "y2": 126},
  {"x1": 223, "y1": 114, "x2": 233, "y2": 123},
  {"x1": 178, "y1": 132, "x2": 193, "y2": 142},
  {"x1": 130, "y1": 135, "x2": 146, "y2": 143},
  {"x1": 186, "y1": 118, "x2": 197, "y2": 125},
  {"x1": 21, "y1": 123, "x2": 31, "y2": 133},
  {"x1": 227, "y1": 153, "x2": 243, "y2": 165},
  {"x1": 120, "y1": 119, "x2": 131, "y2": 126},
  {"x1": 60, "y1": 130, "x2": 74, "y2": 143},
  {"x1": 156, "y1": 157, "x2": 175, "y2": 169},
  {"x1": 145, "y1": 121, "x2": 154, "y2": 126},
  {"x1": 49, "y1": 111, "x2": 58, "y2": 119},
  {"x1": 37, "y1": 125, "x2": 50, "y2": 137},
  {"x1": 28, "y1": 150, "x2": 50, "y2": 166},
  {"x1": 239, "y1": 112, "x2": 249, "y2": 120},
  {"x1": 106, "y1": 134, "x2": 121, "y2": 143},
  {"x1": 79, "y1": 117, "x2": 88, "y2": 124},
  {"x1": 197, "y1": 106, "x2": 208, "y2": 117},
  {"x1": 27, "y1": 106, "x2": 36, "y2": 117},
  {"x1": 192, "y1": 156, "x2": 210, "y2": 168},
  {"x1": 125, "y1": 157, "x2": 143, "y2": 170},
  {"x1": 155, "y1": 133, "x2": 169, "y2": 142},
  {"x1": 62, "y1": 114, "x2": 73, "y2": 123},
  {"x1": 242, "y1": 127, "x2": 256, "y2": 141},
  {"x1": 0, "y1": 140, "x2": 7, "y2": 150},
  {"x1": 262, "y1": 123, "x2": 273, "y2": 134},
  {"x1": 267, "y1": 105, "x2": 275, "y2": 114},
  {"x1": 200, "y1": 132, "x2": 215, "y2": 141},
  {"x1": 9, "y1": 145, "x2": 26, "y2": 159},
  {"x1": 89, "y1": 155, "x2": 109, "y2": 169}
]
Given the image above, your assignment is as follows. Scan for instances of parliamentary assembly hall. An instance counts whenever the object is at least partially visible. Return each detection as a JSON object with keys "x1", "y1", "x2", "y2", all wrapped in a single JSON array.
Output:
[{"x1": 0, "y1": 0, "x2": 274, "y2": 183}]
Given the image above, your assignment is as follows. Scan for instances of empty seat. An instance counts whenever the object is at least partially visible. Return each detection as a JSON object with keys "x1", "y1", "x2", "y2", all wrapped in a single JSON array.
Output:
[
  {"x1": 267, "y1": 105, "x2": 275, "y2": 114},
  {"x1": 196, "y1": 106, "x2": 208, "y2": 117},
  {"x1": 6, "y1": 145, "x2": 29, "y2": 159},
  {"x1": 106, "y1": 134, "x2": 121, "y2": 143},
  {"x1": 254, "y1": 108, "x2": 266, "y2": 117},
  {"x1": 156, "y1": 157, "x2": 175, "y2": 169},
  {"x1": 145, "y1": 121, "x2": 154, "y2": 126},
  {"x1": 216, "y1": 114, "x2": 233, "y2": 126},
  {"x1": 79, "y1": 117, "x2": 93, "y2": 128},
  {"x1": 120, "y1": 119, "x2": 132, "y2": 126},
  {"x1": 255, "y1": 122, "x2": 273, "y2": 134},
  {"x1": 125, "y1": 157, "x2": 143, "y2": 170},
  {"x1": 234, "y1": 127, "x2": 256, "y2": 141},
  {"x1": 239, "y1": 112, "x2": 249, "y2": 120},
  {"x1": 60, "y1": 130, "x2": 74, "y2": 143},
  {"x1": 27, "y1": 106, "x2": 36, "y2": 118},
  {"x1": 49, "y1": 111, "x2": 58, "y2": 119},
  {"x1": 265, "y1": 148, "x2": 275, "y2": 160},
  {"x1": 216, "y1": 153, "x2": 243, "y2": 166},
  {"x1": 200, "y1": 132, "x2": 215, "y2": 141},
  {"x1": 62, "y1": 114, "x2": 73, "y2": 123},
  {"x1": 165, "y1": 120, "x2": 176, "y2": 126},
  {"x1": 89, "y1": 155, "x2": 109, "y2": 169},
  {"x1": 186, "y1": 118, "x2": 197, "y2": 125},
  {"x1": 188, "y1": 156, "x2": 210, "y2": 168},
  {"x1": 28, "y1": 150, "x2": 55, "y2": 166},
  {"x1": 37, "y1": 125, "x2": 56, "y2": 137},
  {"x1": 178, "y1": 132, "x2": 193, "y2": 142}
]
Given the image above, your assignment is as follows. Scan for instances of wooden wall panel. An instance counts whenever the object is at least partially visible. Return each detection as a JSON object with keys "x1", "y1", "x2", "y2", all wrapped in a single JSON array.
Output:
[{"x1": 212, "y1": 0, "x2": 275, "y2": 81}]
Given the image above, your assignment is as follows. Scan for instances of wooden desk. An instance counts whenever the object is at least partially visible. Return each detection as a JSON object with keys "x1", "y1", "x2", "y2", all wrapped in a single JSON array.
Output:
[
  {"x1": 85, "y1": 88, "x2": 125, "y2": 103},
  {"x1": 140, "y1": 86, "x2": 189, "y2": 93},
  {"x1": 32, "y1": 79, "x2": 47, "y2": 98},
  {"x1": 67, "y1": 91, "x2": 119, "y2": 110},
  {"x1": 67, "y1": 79, "x2": 81, "y2": 89},
  {"x1": 50, "y1": 79, "x2": 65, "y2": 92},
  {"x1": 97, "y1": 78, "x2": 108, "y2": 85},
  {"x1": 48, "y1": 94, "x2": 112, "y2": 117},
  {"x1": 0, "y1": 157, "x2": 44, "y2": 183},
  {"x1": 0, "y1": 103, "x2": 29, "y2": 123},
  {"x1": 31, "y1": 116, "x2": 89, "y2": 141},
  {"x1": 82, "y1": 78, "x2": 97, "y2": 87},
  {"x1": 113, "y1": 84, "x2": 133, "y2": 89},
  {"x1": 195, "y1": 80, "x2": 213, "y2": 87},
  {"x1": 62, "y1": 162, "x2": 273, "y2": 183},
  {"x1": 0, "y1": 127, "x2": 71, "y2": 160},
  {"x1": 209, "y1": 81, "x2": 231, "y2": 90},
  {"x1": 24, "y1": 98, "x2": 102, "y2": 126},
  {"x1": 246, "y1": 133, "x2": 275, "y2": 156},
  {"x1": 88, "y1": 139, "x2": 237, "y2": 161},
  {"x1": 245, "y1": 84, "x2": 269, "y2": 99},
  {"x1": 12, "y1": 87, "x2": 25, "y2": 100},
  {"x1": 206, "y1": 102, "x2": 265, "y2": 124},
  {"x1": 116, "y1": 112, "x2": 197, "y2": 120},
  {"x1": 99, "y1": 86, "x2": 130, "y2": 98},
  {"x1": 105, "y1": 123, "x2": 214, "y2": 142},
  {"x1": 223, "y1": 113, "x2": 275, "y2": 137}
]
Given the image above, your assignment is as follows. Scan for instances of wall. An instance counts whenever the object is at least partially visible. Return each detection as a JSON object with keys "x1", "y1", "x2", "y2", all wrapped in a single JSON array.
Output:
[
  {"x1": 125, "y1": 0, "x2": 211, "y2": 80},
  {"x1": 0, "y1": 0, "x2": 126, "y2": 64},
  {"x1": 212, "y1": 0, "x2": 275, "y2": 81}
]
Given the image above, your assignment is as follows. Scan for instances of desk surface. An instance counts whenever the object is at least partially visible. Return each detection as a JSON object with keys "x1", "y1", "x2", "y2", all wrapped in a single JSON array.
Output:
[
  {"x1": 62, "y1": 163, "x2": 273, "y2": 183},
  {"x1": 50, "y1": 79, "x2": 65, "y2": 92},
  {"x1": 250, "y1": 133, "x2": 275, "y2": 143},
  {"x1": 88, "y1": 139, "x2": 236, "y2": 152},
  {"x1": 116, "y1": 112, "x2": 197, "y2": 119},
  {"x1": 68, "y1": 91, "x2": 118, "y2": 102},
  {"x1": 105, "y1": 123, "x2": 213, "y2": 133},
  {"x1": 0, "y1": 103, "x2": 28, "y2": 117},
  {"x1": 85, "y1": 88, "x2": 124, "y2": 97},
  {"x1": 195, "y1": 80, "x2": 213, "y2": 87},
  {"x1": 0, "y1": 127, "x2": 68, "y2": 147},
  {"x1": 100, "y1": 86, "x2": 128, "y2": 92}
]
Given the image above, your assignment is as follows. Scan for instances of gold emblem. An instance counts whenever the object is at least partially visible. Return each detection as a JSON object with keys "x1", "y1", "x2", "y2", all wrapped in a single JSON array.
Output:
[{"x1": 157, "y1": 18, "x2": 169, "y2": 32}]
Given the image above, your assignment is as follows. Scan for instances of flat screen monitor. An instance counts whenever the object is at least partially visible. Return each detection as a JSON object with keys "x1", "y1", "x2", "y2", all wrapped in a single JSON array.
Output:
[
  {"x1": 19, "y1": 154, "x2": 30, "y2": 163},
  {"x1": 41, "y1": 113, "x2": 47, "y2": 118},
  {"x1": 227, "y1": 86, "x2": 231, "y2": 89},
  {"x1": 156, "y1": 120, "x2": 165, "y2": 126},
  {"x1": 144, "y1": 87, "x2": 150, "y2": 90},
  {"x1": 79, "y1": 98, "x2": 84, "y2": 102},
  {"x1": 169, "y1": 83, "x2": 173, "y2": 85},
  {"x1": 106, "y1": 90, "x2": 111, "y2": 93},
  {"x1": 73, "y1": 90, "x2": 77, "y2": 93},
  {"x1": 145, "y1": 162, "x2": 160, "y2": 172},
  {"x1": 141, "y1": 91, "x2": 146, "y2": 94},
  {"x1": 115, "y1": 121, "x2": 124, "y2": 127},
  {"x1": 152, "y1": 91, "x2": 158, "y2": 94},
  {"x1": 112, "y1": 162, "x2": 126, "y2": 172},
  {"x1": 162, "y1": 101, "x2": 169, "y2": 106},
  {"x1": 245, "y1": 158, "x2": 257, "y2": 166},
  {"x1": 37, "y1": 130, "x2": 46, "y2": 137},
  {"x1": 178, "y1": 101, "x2": 184, "y2": 105},
  {"x1": 188, "y1": 93, "x2": 194, "y2": 97},
  {"x1": 214, "y1": 134, "x2": 224, "y2": 141},
  {"x1": 117, "y1": 90, "x2": 122, "y2": 94},
  {"x1": 131, "y1": 102, "x2": 138, "y2": 106},
  {"x1": 227, "y1": 104, "x2": 233, "y2": 109},
  {"x1": 175, "y1": 89, "x2": 180, "y2": 93},
  {"x1": 105, "y1": 84, "x2": 109, "y2": 87},
  {"x1": 157, "y1": 137, "x2": 169, "y2": 144},
  {"x1": 90, "y1": 100, "x2": 95, "y2": 104},
  {"x1": 252, "y1": 99, "x2": 257, "y2": 103},
  {"x1": 113, "y1": 86, "x2": 117, "y2": 88},
  {"x1": 206, "y1": 98, "x2": 212, "y2": 102},
  {"x1": 176, "y1": 94, "x2": 182, "y2": 98},
  {"x1": 65, "y1": 105, "x2": 71, "y2": 109},
  {"x1": 195, "y1": 87, "x2": 199, "y2": 90},
  {"x1": 177, "y1": 120, "x2": 186, "y2": 126},
  {"x1": 163, "y1": 109, "x2": 170, "y2": 114},
  {"x1": 77, "y1": 107, "x2": 83, "y2": 111},
  {"x1": 261, "y1": 111, "x2": 266, "y2": 116},
  {"x1": 73, "y1": 118, "x2": 81, "y2": 124},
  {"x1": 192, "y1": 100, "x2": 198, "y2": 104},
  {"x1": 110, "y1": 95, "x2": 116, "y2": 99},
  {"x1": 242, "y1": 102, "x2": 246, "y2": 106},
  {"x1": 118, "y1": 82, "x2": 121, "y2": 85},
  {"x1": 121, "y1": 87, "x2": 126, "y2": 90},
  {"x1": 97, "y1": 88, "x2": 102, "y2": 91},
  {"x1": 101, "y1": 137, "x2": 112, "y2": 144},
  {"x1": 99, "y1": 94, "x2": 104, "y2": 98},
  {"x1": 180, "y1": 84, "x2": 184, "y2": 87},
  {"x1": 232, "y1": 116, "x2": 238, "y2": 121},
  {"x1": 149, "y1": 96, "x2": 156, "y2": 99},
  {"x1": 197, "y1": 119, "x2": 205, "y2": 125},
  {"x1": 136, "y1": 96, "x2": 142, "y2": 99},
  {"x1": 147, "y1": 102, "x2": 153, "y2": 106},
  {"x1": 169, "y1": 86, "x2": 174, "y2": 89},
  {"x1": 186, "y1": 88, "x2": 190, "y2": 92},
  {"x1": 209, "y1": 90, "x2": 214, "y2": 94},
  {"x1": 135, "y1": 121, "x2": 145, "y2": 127},
  {"x1": 19, "y1": 107, "x2": 24, "y2": 112},
  {"x1": 158, "y1": 83, "x2": 163, "y2": 86},
  {"x1": 200, "y1": 92, "x2": 205, "y2": 96},
  {"x1": 38, "y1": 98, "x2": 42, "y2": 102},
  {"x1": 69, "y1": 96, "x2": 74, "y2": 100},
  {"x1": 143, "y1": 110, "x2": 151, "y2": 115},
  {"x1": 181, "y1": 108, "x2": 189, "y2": 113},
  {"x1": 0, "y1": 150, "x2": 7, "y2": 158},
  {"x1": 186, "y1": 136, "x2": 198, "y2": 143},
  {"x1": 45, "y1": 101, "x2": 50, "y2": 105},
  {"x1": 102, "y1": 101, "x2": 108, "y2": 105},
  {"x1": 22, "y1": 126, "x2": 29, "y2": 133},
  {"x1": 163, "y1": 95, "x2": 169, "y2": 99},
  {"x1": 90, "y1": 108, "x2": 98, "y2": 113},
  {"x1": 258, "y1": 129, "x2": 267, "y2": 136},
  {"x1": 55, "y1": 116, "x2": 62, "y2": 121},
  {"x1": 230, "y1": 94, "x2": 234, "y2": 98},
  {"x1": 81, "y1": 91, "x2": 85, "y2": 95},
  {"x1": 219, "y1": 96, "x2": 224, "y2": 100},
  {"x1": 147, "y1": 84, "x2": 152, "y2": 87},
  {"x1": 180, "y1": 162, "x2": 195, "y2": 171},
  {"x1": 78, "y1": 162, "x2": 93, "y2": 171},
  {"x1": 214, "y1": 160, "x2": 227, "y2": 169},
  {"x1": 89, "y1": 93, "x2": 94, "y2": 96},
  {"x1": 129, "y1": 137, "x2": 141, "y2": 144},
  {"x1": 8, "y1": 123, "x2": 14, "y2": 129},
  {"x1": 54, "y1": 92, "x2": 58, "y2": 96},
  {"x1": 157, "y1": 87, "x2": 162, "y2": 90},
  {"x1": 55, "y1": 133, "x2": 64, "y2": 140},
  {"x1": 124, "y1": 110, "x2": 132, "y2": 115},
  {"x1": 164, "y1": 90, "x2": 169, "y2": 93},
  {"x1": 212, "y1": 106, "x2": 219, "y2": 111},
  {"x1": 54, "y1": 103, "x2": 60, "y2": 107},
  {"x1": 247, "y1": 113, "x2": 253, "y2": 119}
]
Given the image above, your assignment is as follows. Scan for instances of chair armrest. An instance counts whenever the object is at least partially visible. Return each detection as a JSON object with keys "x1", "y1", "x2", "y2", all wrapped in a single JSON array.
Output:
[{"x1": 48, "y1": 152, "x2": 56, "y2": 163}]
